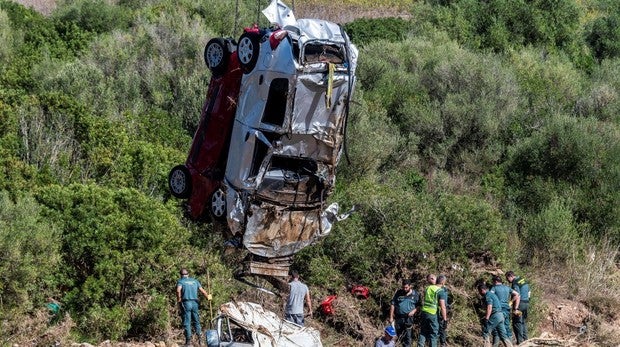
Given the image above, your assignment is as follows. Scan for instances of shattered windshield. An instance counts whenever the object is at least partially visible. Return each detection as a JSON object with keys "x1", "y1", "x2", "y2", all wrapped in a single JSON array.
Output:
[{"x1": 303, "y1": 43, "x2": 345, "y2": 64}]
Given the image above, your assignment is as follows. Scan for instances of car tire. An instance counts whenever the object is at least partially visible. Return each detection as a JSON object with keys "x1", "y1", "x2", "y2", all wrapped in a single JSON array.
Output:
[
  {"x1": 210, "y1": 188, "x2": 227, "y2": 220},
  {"x1": 204, "y1": 38, "x2": 229, "y2": 77},
  {"x1": 168, "y1": 165, "x2": 192, "y2": 199},
  {"x1": 237, "y1": 33, "x2": 260, "y2": 73}
]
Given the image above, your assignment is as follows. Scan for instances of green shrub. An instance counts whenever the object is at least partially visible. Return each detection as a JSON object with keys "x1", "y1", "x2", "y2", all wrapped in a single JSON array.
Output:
[
  {"x1": 53, "y1": 0, "x2": 132, "y2": 34},
  {"x1": 127, "y1": 293, "x2": 172, "y2": 338},
  {"x1": 424, "y1": 0, "x2": 581, "y2": 53},
  {"x1": 434, "y1": 193, "x2": 508, "y2": 263},
  {"x1": 339, "y1": 91, "x2": 401, "y2": 178},
  {"x1": 82, "y1": 305, "x2": 131, "y2": 341},
  {"x1": 35, "y1": 184, "x2": 190, "y2": 339},
  {"x1": 321, "y1": 178, "x2": 438, "y2": 284},
  {"x1": 0, "y1": 9, "x2": 13, "y2": 62},
  {"x1": 583, "y1": 58, "x2": 620, "y2": 123},
  {"x1": 358, "y1": 36, "x2": 520, "y2": 177},
  {"x1": 585, "y1": 14, "x2": 620, "y2": 61},
  {"x1": 508, "y1": 48, "x2": 585, "y2": 122},
  {"x1": 522, "y1": 197, "x2": 582, "y2": 263},
  {"x1": 0, "y1": 192, "x2": 62, "y2": 314},
  {"x1": 296, "y1": 254, "x2": 345, "y2": 290},
  {"x1": 344, "y1": 17, "x2": 411, "y2": 46},
  {"x1": 505, "y1": 115, "x2": 620, "y2": 239}
]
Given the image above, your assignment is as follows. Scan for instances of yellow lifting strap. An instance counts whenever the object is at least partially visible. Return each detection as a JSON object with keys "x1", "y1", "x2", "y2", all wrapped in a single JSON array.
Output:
[{"x1": 326, "y1": 62, "x2": 334, "y2": 109}]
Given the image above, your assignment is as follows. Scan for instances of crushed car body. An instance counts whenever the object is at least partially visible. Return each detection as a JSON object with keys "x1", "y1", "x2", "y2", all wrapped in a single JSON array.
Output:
[
  {"x1": 224, "y1": 1, "x2": 358, "y2": 261},
  {"x1": 168, "y1": 38, "x2": 242, "y2": 220},
  {"x1": 168, "y1": 0, "x2": 358, "y2": 274},
  {"x1": 206, "y1": 301, "x2": 322, "y2": 347}
]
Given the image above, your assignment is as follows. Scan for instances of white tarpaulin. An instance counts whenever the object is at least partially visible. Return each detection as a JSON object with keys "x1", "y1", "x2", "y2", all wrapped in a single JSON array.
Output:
[
  {"x1": 262, "y1": 0, "x2": 297, "y2": 27},
  {"x1": 220, "y1": 301, "x2": 322, "y2": 347}
]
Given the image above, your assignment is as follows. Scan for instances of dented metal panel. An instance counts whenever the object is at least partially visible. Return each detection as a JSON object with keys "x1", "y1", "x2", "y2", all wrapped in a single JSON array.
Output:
[
  {"x1": 223, "y1": 0, "x2": 357, "y2": 259},
  {"x1": 218, "y1": 301, "x2": 322, "y2": 347},
  {"x1": 241, "y1": 202, "x2": 341, "y2": 258},
  {"x1": 245, "y1": 261, "x2": 290, "y2": 278}
]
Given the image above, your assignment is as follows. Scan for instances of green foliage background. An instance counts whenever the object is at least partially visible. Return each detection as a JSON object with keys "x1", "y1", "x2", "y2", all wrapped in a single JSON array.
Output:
[{"x1": 1, "y1": 0, "x2": 619, "y2": 344}]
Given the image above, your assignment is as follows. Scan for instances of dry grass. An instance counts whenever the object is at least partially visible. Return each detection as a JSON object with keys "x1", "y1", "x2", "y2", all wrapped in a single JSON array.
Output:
[
  {"x1": 13, "y1": 0, "x2": 56, "y2": 15},
  {"x1": 2, "y1": 309, "x2": 75, "y2": 346},
  {"x1": 12, "y1": 0, "x2": 411, "y2": 23},
  {"x1": 293, "y1": 3, "x2": 411, "y2": 24},
  {"x1": 529, "y1": 236, "x2": 620, "y2": 346}
]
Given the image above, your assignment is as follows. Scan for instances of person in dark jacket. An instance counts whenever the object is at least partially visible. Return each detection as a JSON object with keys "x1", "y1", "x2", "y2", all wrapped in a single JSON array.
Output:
[{"x1": 389, "y1": 279, "x2": 420, "y2": 347}]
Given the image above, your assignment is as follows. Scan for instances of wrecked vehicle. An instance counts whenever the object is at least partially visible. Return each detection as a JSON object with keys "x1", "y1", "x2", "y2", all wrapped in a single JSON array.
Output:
[
  {"x1": 223, "y1": 1, "x2": 358, "y2": 276},
  {"x1": 168, "y1": 38, "x2": 242, "y2": 220},
  {"x1": 206, "y1": 301, "x2": 322, "y2": 347},
  {"x1": 169, "y1": 0, "x2": 357, "y2": 279}
]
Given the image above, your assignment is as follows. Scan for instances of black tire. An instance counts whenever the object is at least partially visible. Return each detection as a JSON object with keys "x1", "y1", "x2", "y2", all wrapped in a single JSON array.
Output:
[
  {"x1": 210, "y1": 187, "x2": 227, "y2": 220},
  {"x1": 168, "y1": 165, "x2": 192, "y2": 199},
  {"x1": 204, "y1": 38, "x2": 229, "y2": 77},
  {"x1": 237, "y1": 33, "x2": 260, "y2": 74}
]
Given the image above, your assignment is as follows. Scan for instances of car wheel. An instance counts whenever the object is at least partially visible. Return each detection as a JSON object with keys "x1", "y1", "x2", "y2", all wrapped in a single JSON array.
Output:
[
  {"x1": 168, "y1": 165, "x2": 192, "y2": 199},
  {"x1": 210, "y1": 188, "x2": 227, "y2": 220},
  {"x1": 204, "y1": 38, "x2": 229, "y2": 77},
  {"x1": 237, "y1": 33, "x2": 260, "y2": 73}
]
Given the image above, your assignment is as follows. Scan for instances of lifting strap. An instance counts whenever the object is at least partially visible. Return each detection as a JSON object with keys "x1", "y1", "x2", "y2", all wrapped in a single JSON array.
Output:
[{"x1": 326, "y1": 63, "x2": 334, "y2": 109}]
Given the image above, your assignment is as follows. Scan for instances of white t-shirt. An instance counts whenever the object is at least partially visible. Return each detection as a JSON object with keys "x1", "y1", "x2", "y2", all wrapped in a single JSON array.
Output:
[
  {"x1": 285, "y1": 280, "x2": 308, "y2": 315},
  {"x1": 375, "y1": 337, "x2": 395, "y2": 347}
]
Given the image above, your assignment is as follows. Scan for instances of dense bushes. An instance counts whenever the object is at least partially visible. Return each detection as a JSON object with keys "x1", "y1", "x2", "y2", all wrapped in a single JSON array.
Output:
[
  {"x1": 344, "y1": 17, "x2": 411, "y2": 45},
  {"x1": 1, "y1": 0, "x2": 620, "y2": 343},
  {"x1": 0, "y1": 192, "x2": 61, "y2": 314},
  {"x1": 421, "y1": 0, "x2": 581, "y2": 53}
]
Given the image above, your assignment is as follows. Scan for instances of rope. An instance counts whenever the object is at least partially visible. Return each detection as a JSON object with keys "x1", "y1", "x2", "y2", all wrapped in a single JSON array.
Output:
[
  {"x1": 232, "y1": 0, "x2": 240, "y2": 38},
  {"x1": 339, "y1": 25, "x2": 354, "y2": 165},
  {"x1": 256, "y1": 0, "x2": 261, "y2": 24}
]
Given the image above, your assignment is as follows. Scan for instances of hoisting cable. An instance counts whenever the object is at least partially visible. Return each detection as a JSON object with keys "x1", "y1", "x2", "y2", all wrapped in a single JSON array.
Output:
[
  {"x1": 339, "y1": 24, "x2": 353, "y2": 165},
  {"x1": 232, "y1": 0, "x2": 240, "y2": 38}
]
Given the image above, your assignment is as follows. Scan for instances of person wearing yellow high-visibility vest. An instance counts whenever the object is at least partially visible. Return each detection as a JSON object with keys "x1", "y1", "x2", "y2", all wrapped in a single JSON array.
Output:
[{"x1": 417, "y1": 274, "x2": 441, "y2": 347}]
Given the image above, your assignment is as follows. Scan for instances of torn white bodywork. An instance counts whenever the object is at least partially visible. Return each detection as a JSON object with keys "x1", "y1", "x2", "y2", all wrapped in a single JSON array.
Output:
[
  {"x1": 208, "y1": 301, "x2": 322, "y2": 347},
  {"x1": 224, "y1": 0, "x2": 358, "y2": 258}
]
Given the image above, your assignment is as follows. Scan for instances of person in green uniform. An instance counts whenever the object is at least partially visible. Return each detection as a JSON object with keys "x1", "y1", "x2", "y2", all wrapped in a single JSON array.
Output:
[
  {"x1": 436, "y1": 275, "x2": 450, "y2": 347},
  {"x1": 176, "y1": 268, "x2": 210, "y2": 346},
  {"x1": 490, "y1": 275, "x2": 520, "y2": 346},
  {"x1": 477, "y1": 283, "x2": 513, "y2": 347},
  {"x1": 506, "y1": 271, "x2": 530, "y2": 344},
  {"x1": 389, "y1": 279, "x2": 419, "y2": 347},
  {"x1": 417, "y1": 274, "x2": 440, "y2": 347}
]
